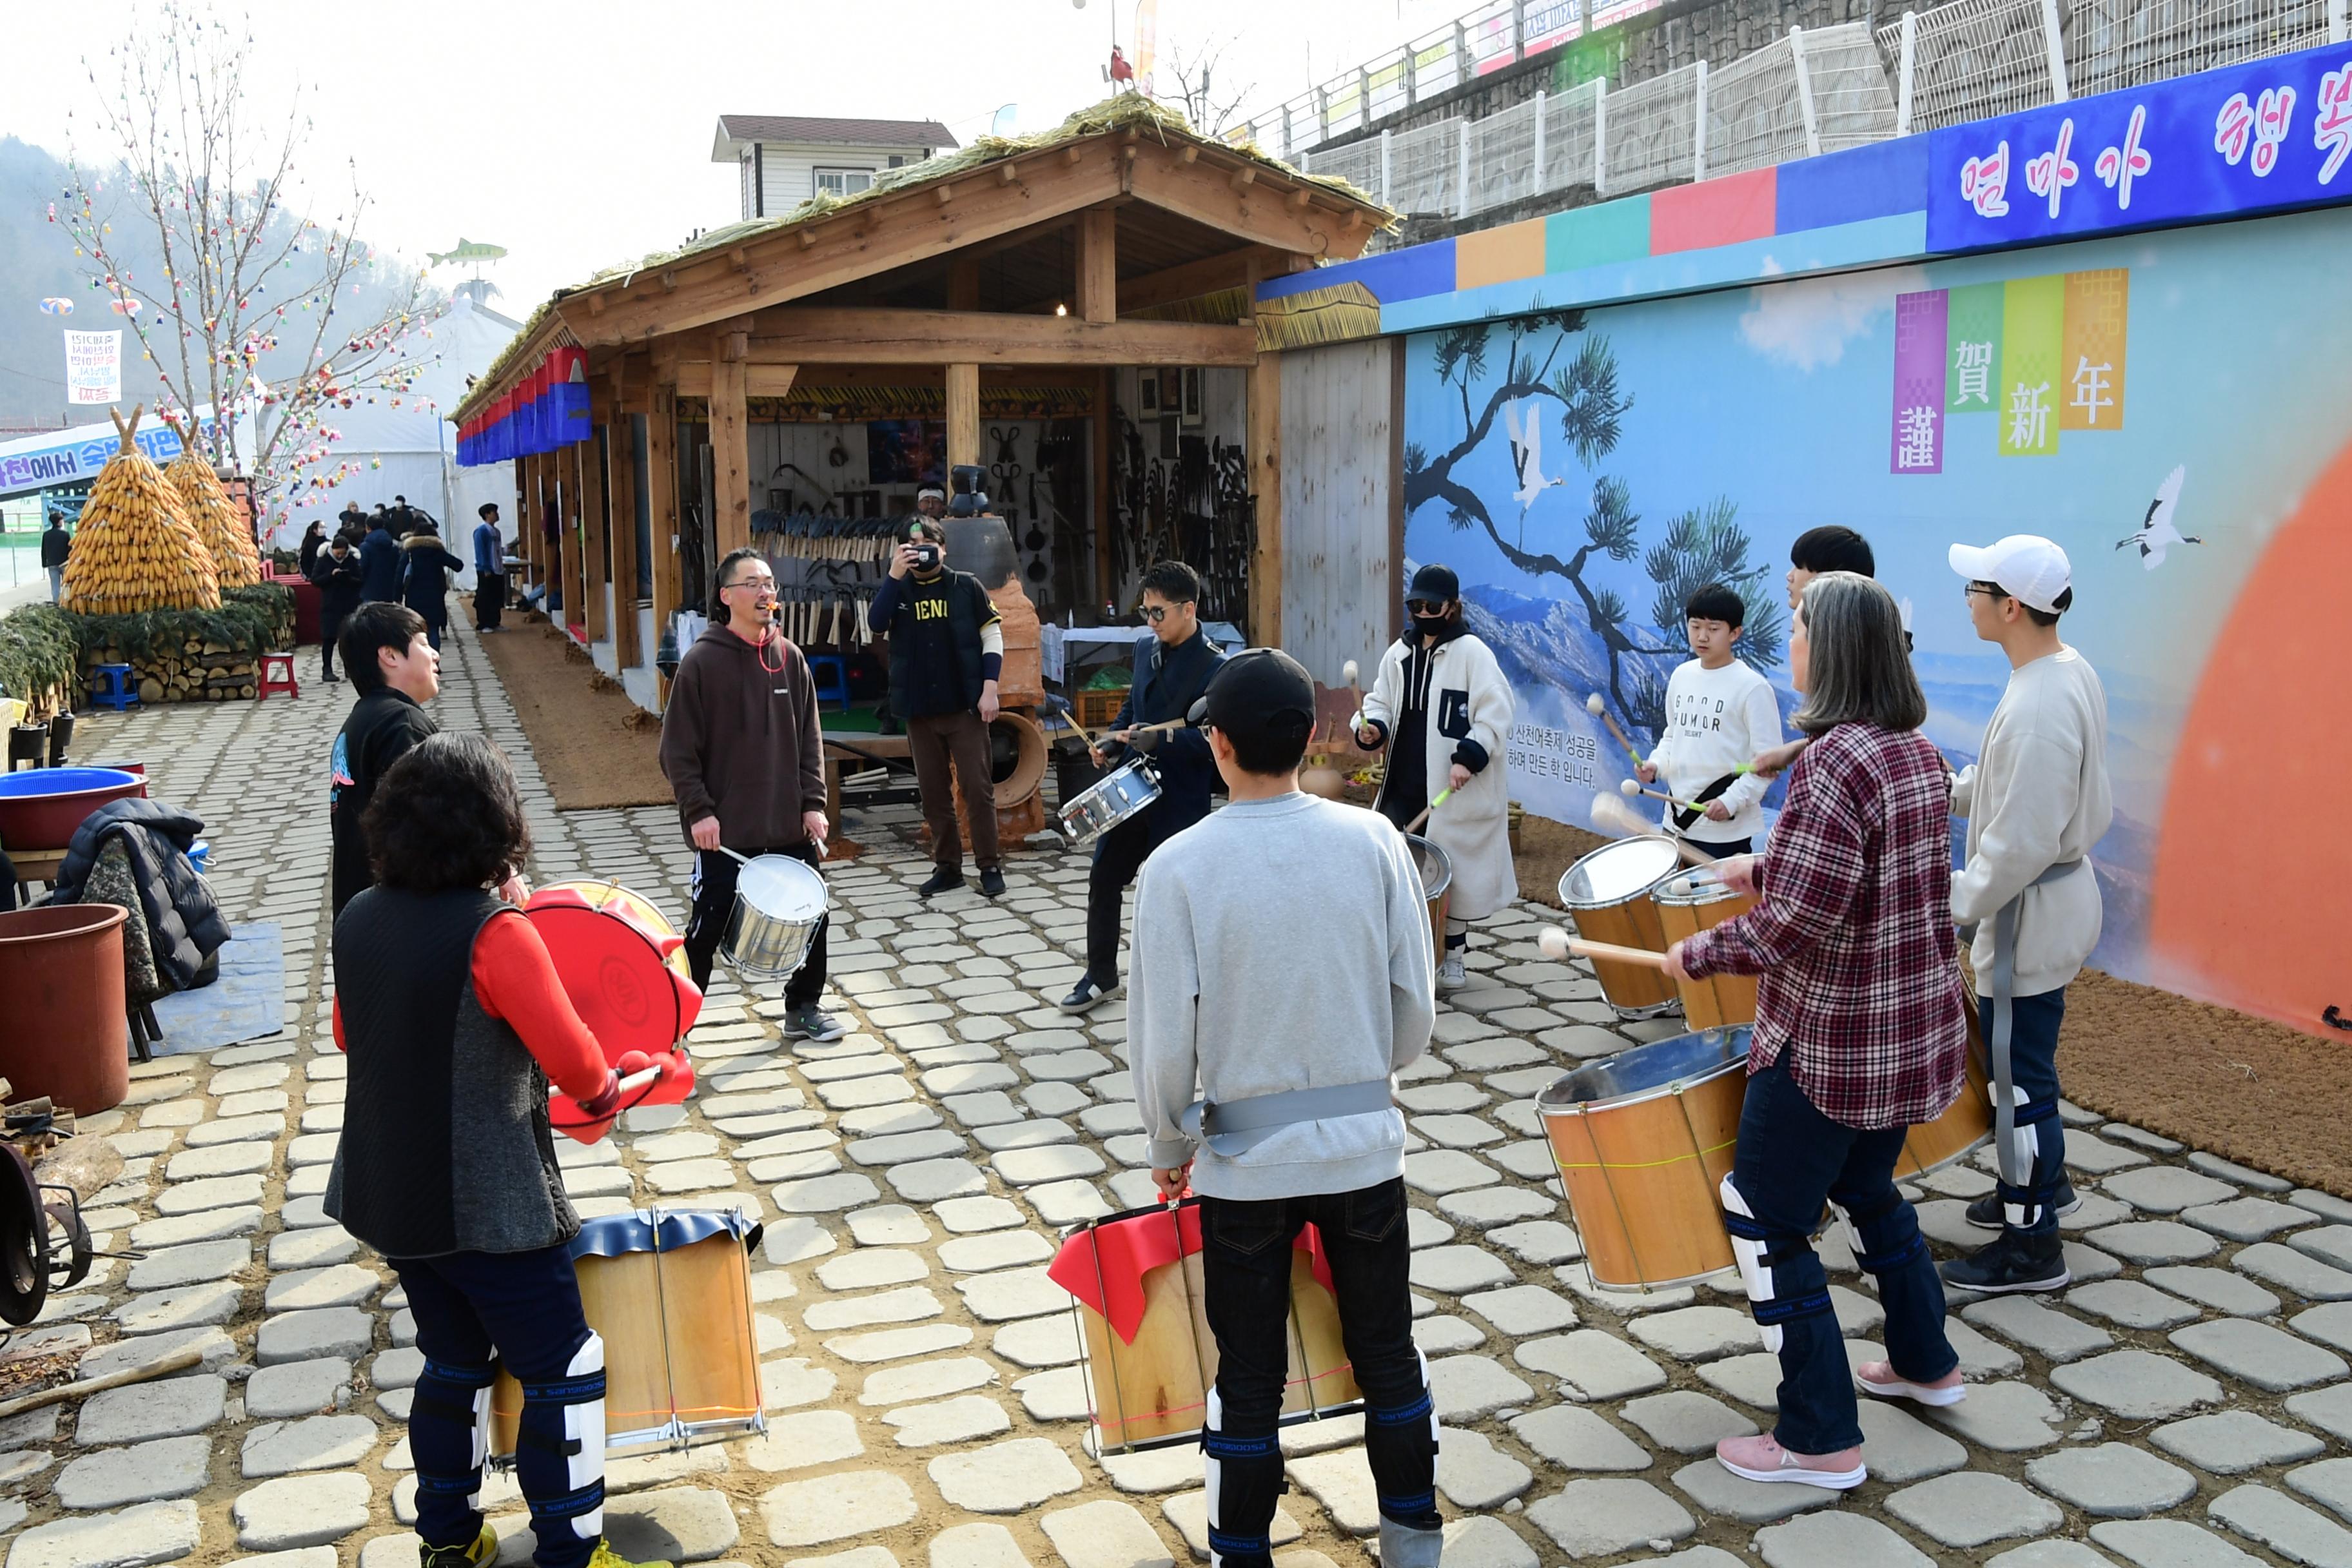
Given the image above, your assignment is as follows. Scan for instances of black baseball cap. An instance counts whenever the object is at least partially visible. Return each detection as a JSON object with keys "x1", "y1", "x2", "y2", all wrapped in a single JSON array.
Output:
[
  {"x1": 1407, "y1": 563, "x2": 1459, "y2": 607},
  {"x1": 1187, "y1": 647, "x2": 1316, "y2": 749}
]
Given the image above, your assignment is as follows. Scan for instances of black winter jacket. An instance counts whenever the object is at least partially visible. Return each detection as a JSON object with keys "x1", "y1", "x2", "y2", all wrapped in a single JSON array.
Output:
[
  {"x1": 50, "y1": 799, "x2": 229, "y2": 991},
  {"x1": 308, "y1": 547, "x2": 364, "y2": 620}
]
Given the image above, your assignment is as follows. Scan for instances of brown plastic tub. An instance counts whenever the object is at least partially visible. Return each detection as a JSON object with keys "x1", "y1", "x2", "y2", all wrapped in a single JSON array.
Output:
[{"x1": 0, "y1": 905, "x2": 130, "y2": 1115}]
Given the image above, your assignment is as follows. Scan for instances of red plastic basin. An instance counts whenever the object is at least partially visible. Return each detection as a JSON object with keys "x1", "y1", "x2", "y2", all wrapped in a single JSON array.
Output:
[{"x1": 0, "y1": 767, "x2": 147, "y2": 850}]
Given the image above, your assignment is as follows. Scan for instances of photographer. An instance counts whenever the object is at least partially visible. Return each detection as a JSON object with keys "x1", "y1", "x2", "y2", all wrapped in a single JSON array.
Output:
[{"x1": 867, "y1": 516, "x2": 1008, "y2": 900}]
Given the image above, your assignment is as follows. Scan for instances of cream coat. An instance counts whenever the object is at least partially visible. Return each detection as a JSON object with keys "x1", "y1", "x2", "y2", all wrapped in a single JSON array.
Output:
[{"x1": 1363, "y1": 631, "x2": 1518, "y2": 921}]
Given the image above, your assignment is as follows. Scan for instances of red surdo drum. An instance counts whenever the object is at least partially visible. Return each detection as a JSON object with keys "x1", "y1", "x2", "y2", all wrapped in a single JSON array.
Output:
[{"x1": 525, "y1": 881, "x2": 702, "y2": 1132}]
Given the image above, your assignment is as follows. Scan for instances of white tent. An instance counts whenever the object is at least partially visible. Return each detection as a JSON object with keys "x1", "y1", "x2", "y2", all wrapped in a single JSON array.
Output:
[{"x1": 262, "y1": 294, "x2": 520, "y2": 554}]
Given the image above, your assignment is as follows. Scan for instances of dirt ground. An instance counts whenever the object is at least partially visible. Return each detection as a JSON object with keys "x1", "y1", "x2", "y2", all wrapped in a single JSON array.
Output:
[
  {"x1": 1509, "y1": 810, "x2": 2352, "y2": 1199},
  {"x1": 476, "y1": 620, "x2": 673, "y2": 810}
]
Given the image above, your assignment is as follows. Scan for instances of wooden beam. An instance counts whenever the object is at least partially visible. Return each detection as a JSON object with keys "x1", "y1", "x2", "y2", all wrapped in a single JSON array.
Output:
[
  {"x1": 1130, "y1": 148, "x2": 1379, "y2": 260},
  {"x1": 1076, "y1": 208, "x2": 1117, "y2": 324},
  {"x1": 710, "y1": 353, "x2": 752, "y2": 560},
  {"x1": 560, "y1": 444, "x2": 585, "y2": 636},
  {"x1": 1093, "y1": 368, "x2": 1114, "y2": 611},
  {"x1": 749, "y1": 364, "x2": 799, "y2": 398},
  {"x1": 646, "y1": 384, "x2": 680, "y2": 708},
  {"x1": 1250, "y1": 351, "x2": 1282, "y2": 648},
  {"x1": 946, "y1": 364, "x2": 979, "y2": 473},
  {"x1": 607, "y1": 385, "x2": 642, "y2": 669},
  {"x1": 580, "y1": 427, "x2": 610, "y2": 646},
  {"x1": 560, "y1": 155, "x2": 1125, "y2": 348},
  {"x1": 1117, "y1": 244, "x2": 1298, "y2": 315},
  {"x1": 746, "y1": 308, "x2": 1257, "y2": 368}
]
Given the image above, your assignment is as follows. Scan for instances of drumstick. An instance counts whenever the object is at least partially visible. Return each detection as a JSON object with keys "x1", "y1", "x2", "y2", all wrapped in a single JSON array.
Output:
[
  {"x1": 1400, "y1": 786, "x2": 1454, "y2": 836},
  {"x1": 1538, "y1": 926, "x2": 1671, "y2": 972},
  {"x1": 1585, "y1": 692, "x2": 1645, "y2": 765},
  {"x1": 1588, "y1": 792, "x2": 1722, "y2": 869},
  {"x1": 1620, "y1": 777, "x2": 1704, "y2": 813},
  {"x1": 1342, "y1": 658, "x2": 1365, "y2": 736}
]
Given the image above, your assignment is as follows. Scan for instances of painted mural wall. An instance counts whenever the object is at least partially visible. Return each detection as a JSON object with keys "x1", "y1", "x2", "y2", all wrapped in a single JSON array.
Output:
[{"x1": 1402, "y1": 202, "x2": 2352, "y2": 1039}]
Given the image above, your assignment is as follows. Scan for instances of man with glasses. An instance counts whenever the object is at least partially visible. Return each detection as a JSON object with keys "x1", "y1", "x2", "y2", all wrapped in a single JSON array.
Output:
[
  {"x1": 660, "y1": 546, "x2": 845, "y2": 1041},
  {"x1": 868, "y1": 518, "x2": 1008, "y2": 899},
  {"x1": 1060, "y1": 561, "x2": 1224, "y2": 1014}
]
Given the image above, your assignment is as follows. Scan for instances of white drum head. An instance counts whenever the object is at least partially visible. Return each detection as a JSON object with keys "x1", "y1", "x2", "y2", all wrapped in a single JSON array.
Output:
[
  {"x1": 1559, "y1": 836, "x2": 1681, "y2": 907},
  {"x1": 738, "y1": 855, "x2": 828, "y2": 919}
]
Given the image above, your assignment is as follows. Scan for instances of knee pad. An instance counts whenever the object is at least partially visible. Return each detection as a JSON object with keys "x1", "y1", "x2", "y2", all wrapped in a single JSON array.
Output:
[
  {"x1": 516, "y1": 1332, "x2": 606, "y2": 1544},
  {"x1": 1365, "y1": 1347, "x2": 1440, "y2": 1526},
  {"x1": 410, "y1": 1355, "x2": 498, "y2": 1507},
  {"x1": 1996, "y1": 1092, "x2": 2064, "y2": 1228},
  {"x1": 1720, "y1": 1173, "x2": 1832, "y2": 1354},
  {"x1": 1830, "y1": 1195, "x2": 1928, "y2": 1277},
  {"x1": 1202, "y1": 1387, "x2": 1282, "y2": 1568}
]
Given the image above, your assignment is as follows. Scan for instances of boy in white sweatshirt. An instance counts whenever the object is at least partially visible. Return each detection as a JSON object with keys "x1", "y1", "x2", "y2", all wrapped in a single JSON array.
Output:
[
  {"x1": 1938, "y1": 535, "x2": 2113, "y2": 1296},
  {"x1": 1639, "y1": 583, "x2": 1783, "y2": 857},
  {"x1": 1133, "y1": 649, "x2": 1443, "y2": 1568}
]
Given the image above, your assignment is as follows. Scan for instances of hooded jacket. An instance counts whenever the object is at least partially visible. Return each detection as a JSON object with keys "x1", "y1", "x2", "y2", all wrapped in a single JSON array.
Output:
[
  {"x1": 50, "y1": 799, "x2": 230, "y2": 992},
  {"x1": 658, "y1": 623, "x2": 827, "y2": 850},
  {"x1": 401, "y1": 532, "x2": 466, "y2": 620},
  {"x1": 308, "y1": 545, "x2": 364, "y2": 619},
  {"x1": 359, "y1": 526, "x2": 402, "y2": 602}
]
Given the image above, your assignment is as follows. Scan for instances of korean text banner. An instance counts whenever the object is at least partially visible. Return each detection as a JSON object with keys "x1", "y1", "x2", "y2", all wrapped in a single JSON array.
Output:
[{"x1": 1928, "y1": 41, "x2": 2352, "y2": 251}]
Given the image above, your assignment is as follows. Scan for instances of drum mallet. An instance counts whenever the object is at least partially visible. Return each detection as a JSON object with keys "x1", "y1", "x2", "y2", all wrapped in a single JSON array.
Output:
[
  {"x1": 1585, "y1": 692, "x2": 1645, "y2": 765},
  {"x1": 1400, "y1": 786, "x2": 1454, "y2": 836},
  {"x1": 1538, "y1": 925, "x2": 1672, "y2": 972},
  {"x1": 1343, "y1": 659, "x2": 1366, "y2": 738},
  {"x1": 1589, "y1": 792, "x2": 1722, "y2": 870},
  {"x1": 1620, "y1": 777, "x2": 1705, "y2": 814}
]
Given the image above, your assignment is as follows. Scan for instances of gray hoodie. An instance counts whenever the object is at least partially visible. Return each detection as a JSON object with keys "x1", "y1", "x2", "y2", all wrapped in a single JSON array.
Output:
[{"x1": 1132, "y1": 792, "x2": 1437, "y2": 1200}]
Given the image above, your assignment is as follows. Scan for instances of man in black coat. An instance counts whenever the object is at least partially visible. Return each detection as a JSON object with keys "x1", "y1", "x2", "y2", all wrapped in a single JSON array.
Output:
[
  {"x1": 359, "y1": 515, "x2": 403, "y2": 603},
  {"x1": 308, "y1": 534, "x2": 366, "y2": 682},
  {"x1": 41, "y1": 512, "x2": 70, "y2": 602},
  {"x1": 330, "y1": 603, "x2": 441, "y2": 916}
]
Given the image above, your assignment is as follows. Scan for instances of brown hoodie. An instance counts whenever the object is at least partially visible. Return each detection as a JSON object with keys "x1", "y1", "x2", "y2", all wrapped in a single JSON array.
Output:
[{"x1": 658, "y1": 623, "x2": 826, "y2": 850}]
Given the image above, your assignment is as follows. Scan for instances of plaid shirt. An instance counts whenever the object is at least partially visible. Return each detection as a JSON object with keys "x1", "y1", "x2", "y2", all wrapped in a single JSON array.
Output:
[{"x1": 1681, "y1": 723, "x2": 1968, "y2": 1130}]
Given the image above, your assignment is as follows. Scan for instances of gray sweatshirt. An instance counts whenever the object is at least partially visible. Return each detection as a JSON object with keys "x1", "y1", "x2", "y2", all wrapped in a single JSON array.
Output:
[
  {"x1": 1132, "y1": 792, "x2": 1438, "y2": 1200},
  {"x1": 1952, "y1": 645, "x2": 2113, "y2": 997}
]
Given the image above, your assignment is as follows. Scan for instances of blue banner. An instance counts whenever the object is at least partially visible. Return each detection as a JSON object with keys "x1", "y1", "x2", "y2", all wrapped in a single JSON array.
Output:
[{"x1": 1930, "y1": 43, "x2": 2352, "y2": 252}]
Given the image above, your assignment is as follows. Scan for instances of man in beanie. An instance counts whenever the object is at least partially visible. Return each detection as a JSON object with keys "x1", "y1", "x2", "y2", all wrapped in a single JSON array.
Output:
[
  {"x1": 1939, "y1": 535, "x2": 2111, "y2": 1295},
  {"x1": 1357, "y1": 563, "x2": 1517, "y2": 990},
  {"x1": 1132, "y1": 648, "x2": 1445, "y2": 1568}
]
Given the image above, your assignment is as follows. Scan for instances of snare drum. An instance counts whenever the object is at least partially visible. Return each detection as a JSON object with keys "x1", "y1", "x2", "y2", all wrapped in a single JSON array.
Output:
[
  {"x1": 723, "y1": 855, "x2": 827, "y2": 981},
  {"x1": 1557, "y1": 836, "x2": 1683, "y2": 1016},
  {"x1": 1653, "y1": 872, "x2": 1758, "y2": 1030},
  {"x1": 1897, "y1": 986, "x2": 1993, "y2": 1179},
  {"x1": 1406, "y1": 834, "x2": 1453, "y2": 977},
  {"x1": 490, "y1": 1207, "x2": 764, "y2": 1456},
  {"x1": 1059, "y1": 757, "x2": 1162, "y2": 845},
  {"x1": 1048, "y1": 1200, "x2": 1360, "y2": 1452},
  {"x1": 1538, "y1": 1028, "x2": 1749, "y2": 1289}
]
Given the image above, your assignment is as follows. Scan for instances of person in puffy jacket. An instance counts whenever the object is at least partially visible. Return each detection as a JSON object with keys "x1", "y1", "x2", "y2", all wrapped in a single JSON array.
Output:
[
  {"x1": 359, "y1": 517, "x2": 402, "y2": 603},
  {"x1": 402, "y1": 526, "x2": 467, "y2": 651}
]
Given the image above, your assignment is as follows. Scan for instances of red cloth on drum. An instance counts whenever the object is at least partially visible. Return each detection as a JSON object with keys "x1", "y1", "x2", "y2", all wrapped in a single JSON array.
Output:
[
  {"x1": 1048, "y1": 1202, "x2": 1338, "y2": 1343},
  {"x1": 332, "y1": 912, "x2": 611, "y2": 1106}
]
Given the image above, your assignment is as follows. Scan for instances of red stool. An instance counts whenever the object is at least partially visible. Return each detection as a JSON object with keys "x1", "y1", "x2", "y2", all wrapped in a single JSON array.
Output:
[{"x1": 256, "y1": 651, "x2": 300, "y2": 701}]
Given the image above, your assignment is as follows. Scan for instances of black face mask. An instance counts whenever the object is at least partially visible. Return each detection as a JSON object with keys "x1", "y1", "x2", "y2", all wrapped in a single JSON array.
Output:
[{"x1": 1410, "y1": 607, "x2": 1450, "y2": 632}]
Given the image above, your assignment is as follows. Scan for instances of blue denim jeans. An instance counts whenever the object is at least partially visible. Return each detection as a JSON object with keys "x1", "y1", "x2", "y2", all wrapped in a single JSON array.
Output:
[
  {"x1": 1730, "y1": 1054, "x2": 1957, "y2": 1455},
  {"x1": 1989, "y1": 988, "x2": 2068, "y2": 1238}
]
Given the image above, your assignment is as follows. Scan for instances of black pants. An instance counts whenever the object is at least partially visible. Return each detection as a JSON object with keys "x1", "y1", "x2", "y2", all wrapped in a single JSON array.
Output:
[
  {"x1": 1199, "y1": 1181, "x2": 1438, "y2": 1565},
  {"x1": 320, "y1": 610, "x2": 349, "y2": 679},
  {"x1": 684, "y1": 843, "x2": 825, "y2": 1007},
  {"x1": 477, "y1": 573, "x2": 505, "y2": 631},
  {"x1": 1084, "y1": 798, "x2": 1198, "y2": 986}
]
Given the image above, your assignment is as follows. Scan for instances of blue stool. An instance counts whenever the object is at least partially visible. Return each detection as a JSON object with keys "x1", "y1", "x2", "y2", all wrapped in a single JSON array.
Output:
[
  {"x1": 807, "y1": 654, "x2": 848, "y2": 709},
  {"x1": 88, "y1": 663, "x2": 139, "y2": 712}
]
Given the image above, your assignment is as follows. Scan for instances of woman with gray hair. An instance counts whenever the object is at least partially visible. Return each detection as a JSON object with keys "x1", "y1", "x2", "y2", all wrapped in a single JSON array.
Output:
[{"x1": 1662, "y1": 570, "x2": 1970, "y2": 1490}]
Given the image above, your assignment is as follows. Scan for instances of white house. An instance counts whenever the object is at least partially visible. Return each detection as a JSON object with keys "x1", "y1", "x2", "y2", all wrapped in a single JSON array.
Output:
[{"x1": 711, "y1": 115, "x2": 959, "y2": 221}]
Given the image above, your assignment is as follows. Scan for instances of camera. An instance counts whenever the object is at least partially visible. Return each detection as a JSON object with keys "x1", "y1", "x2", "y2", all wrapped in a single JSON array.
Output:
[
  {"x1": 912, "y1": 544, "x2": 941, "y2": 571},
  {"x1": 947, "y1": 463, "x2": 988, "y2": 518}
]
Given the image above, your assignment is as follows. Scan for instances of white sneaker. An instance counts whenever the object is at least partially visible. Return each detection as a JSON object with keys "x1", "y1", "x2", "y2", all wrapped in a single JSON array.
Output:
[{"x1": 1436, "y1": 956, "x2": 1467, "y2": 991}]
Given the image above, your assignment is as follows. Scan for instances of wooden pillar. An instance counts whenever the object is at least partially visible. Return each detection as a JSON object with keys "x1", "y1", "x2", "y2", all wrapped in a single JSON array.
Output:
[
  {"x1": 947, "y1": 256, "x2": 981, "y2": 312},
  {"x1": 1249, "y1": 351, "x2": 1282, "y2": 648},
  {"x1": 647, "y1": 383, "x2": 681, "y2": 707},
  {"x1": 711, "y1": 328, "x2": 752, "y2": 559},
  {"x1": 559, "y1": 444, "x2": 584, "y2": 634},
  {"x1": 520, "y1": 453, "x2": 540, "y2": 585},
  {"x1": 1093, "y1": 368, "x2": 1115, "y2": 613},
  {"x1": 581, "y1": 426, "x2": 610, "y2": 645},
  {"x1": 946, "y1": 363, "x2": 980, "y2": 475},
  {"x1": 1077, "y1": 209, "x2": 1117, "y2": 324},
  {"x1": 607, "y1": 380, "x2": 642, "y2": 669}
]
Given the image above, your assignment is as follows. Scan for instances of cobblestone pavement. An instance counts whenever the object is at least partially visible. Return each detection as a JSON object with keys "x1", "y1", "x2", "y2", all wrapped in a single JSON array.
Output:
[{"x1": 13, "y1": 622, "x2": 2352, "y2": 1568}]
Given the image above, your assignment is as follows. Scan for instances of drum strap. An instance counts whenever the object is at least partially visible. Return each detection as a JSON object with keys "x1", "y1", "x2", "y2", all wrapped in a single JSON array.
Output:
[
  {"x1": 1182, "y1": 1079, "x2": 1395, "y2": 1156},
  {"x1": 1985, "y1": 858, "x2": 2084, "y2": 1201}
]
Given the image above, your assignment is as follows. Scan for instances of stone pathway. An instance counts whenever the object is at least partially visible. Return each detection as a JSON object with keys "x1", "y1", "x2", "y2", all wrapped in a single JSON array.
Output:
[{"x1": 10, "y1": 620, "x2": 2352, "y2": 1568}]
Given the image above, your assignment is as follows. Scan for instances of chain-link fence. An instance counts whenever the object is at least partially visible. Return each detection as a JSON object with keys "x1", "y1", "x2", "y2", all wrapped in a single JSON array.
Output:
[{"x1": 2066, "y1": 0, "x2": 2337, "y2": 99}]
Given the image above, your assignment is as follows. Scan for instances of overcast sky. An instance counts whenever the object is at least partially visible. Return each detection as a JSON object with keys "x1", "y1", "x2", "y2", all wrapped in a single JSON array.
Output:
[{"x1": 4, "y1": 0, "x2": 1465, "y2": 311}]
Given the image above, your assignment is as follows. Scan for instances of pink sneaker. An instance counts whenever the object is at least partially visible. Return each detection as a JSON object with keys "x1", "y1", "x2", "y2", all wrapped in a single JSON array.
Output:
[
  {"x1": 1854, "y1": 1360, "x2": 1966, "y2": 1407},
  {"x1": 1714, "y1": 1433, "x2": 1867, "y2": 1489}
]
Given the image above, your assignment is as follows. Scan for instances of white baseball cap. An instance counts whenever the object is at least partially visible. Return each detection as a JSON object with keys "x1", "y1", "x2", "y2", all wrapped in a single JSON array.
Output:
[{"x1": 1949, "y1": 534, "x2": 2071, "y2": 614}]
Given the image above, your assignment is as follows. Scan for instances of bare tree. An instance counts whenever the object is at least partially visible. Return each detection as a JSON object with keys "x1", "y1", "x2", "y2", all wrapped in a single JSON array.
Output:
[
  {"x1": 1158, "y1": 36, "x2": 1255, "y2": 137},
  {"x1": 57, "y1": 3, "x2": 439, "y2": 525}
]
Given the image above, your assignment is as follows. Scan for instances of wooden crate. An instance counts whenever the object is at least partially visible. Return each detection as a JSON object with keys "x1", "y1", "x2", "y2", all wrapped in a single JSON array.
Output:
[{"x1": 1074, "y1": 688, "x2": 1128, "y2": 732}]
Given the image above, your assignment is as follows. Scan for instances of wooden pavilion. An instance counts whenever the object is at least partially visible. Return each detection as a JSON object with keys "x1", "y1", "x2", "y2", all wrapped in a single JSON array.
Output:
[{"x1": 452, "y1": 100, "x2": 1393, "y2": 710}]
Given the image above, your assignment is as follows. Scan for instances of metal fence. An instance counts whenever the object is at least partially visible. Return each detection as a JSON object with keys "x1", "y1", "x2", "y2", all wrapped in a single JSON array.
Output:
[{"x1": 1286, "y1": 0, "x2": 2347, "y2": 231}]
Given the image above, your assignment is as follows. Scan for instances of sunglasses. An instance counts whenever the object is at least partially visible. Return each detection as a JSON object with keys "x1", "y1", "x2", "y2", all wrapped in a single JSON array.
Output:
[{"x1": 1137, "y1": 604, "x2": 1184, "y2": 623}]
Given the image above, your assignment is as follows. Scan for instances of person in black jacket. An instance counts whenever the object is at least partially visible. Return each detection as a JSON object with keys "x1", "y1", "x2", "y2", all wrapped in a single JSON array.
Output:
[
  {"x1": 41, "y1": 512, "x2": 71, "y2": 603},
  {"x1": 402, "y1": 525, "x2": 467, "y2": 650},
  {"x1": 331, "y1": 603, "x2": 441, "y2": 916},
  {"x1": 308, "y1": 534, "x2": 366, "y2": 683},
  {"x1": 359, "y1": 516, "x2": 402, "y2": 603},
  {"x1": 866, "y1": 518, "x2": 1007, "y2": 899},
  {"x1": 1059, "y1": 560, "x2": 1225, "y2": 1014},
  {"x1": 297, "y1": 520, "x2": 328, "y2": 578}
]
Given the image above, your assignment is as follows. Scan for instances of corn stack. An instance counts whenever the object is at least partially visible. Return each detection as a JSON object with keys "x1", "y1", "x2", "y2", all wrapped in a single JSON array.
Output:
[
  {"x1": 61, "y1": 406, "x2": 223, "y2": 615},
  {"x1": 164, "y1": 446, "x2": 263, "y2": 589}
]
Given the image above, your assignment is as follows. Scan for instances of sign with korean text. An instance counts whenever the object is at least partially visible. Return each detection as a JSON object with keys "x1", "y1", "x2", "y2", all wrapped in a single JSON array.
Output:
[
  {"x1": 64, "y1": 330, "x2": 122, "y2": 405},
  {"x1": 1890, "y1": 268, "x2": 2129, "y2": 471},
  {"x1": 1928, "y1": 41, "x2": 2352, "y2": 251}
]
